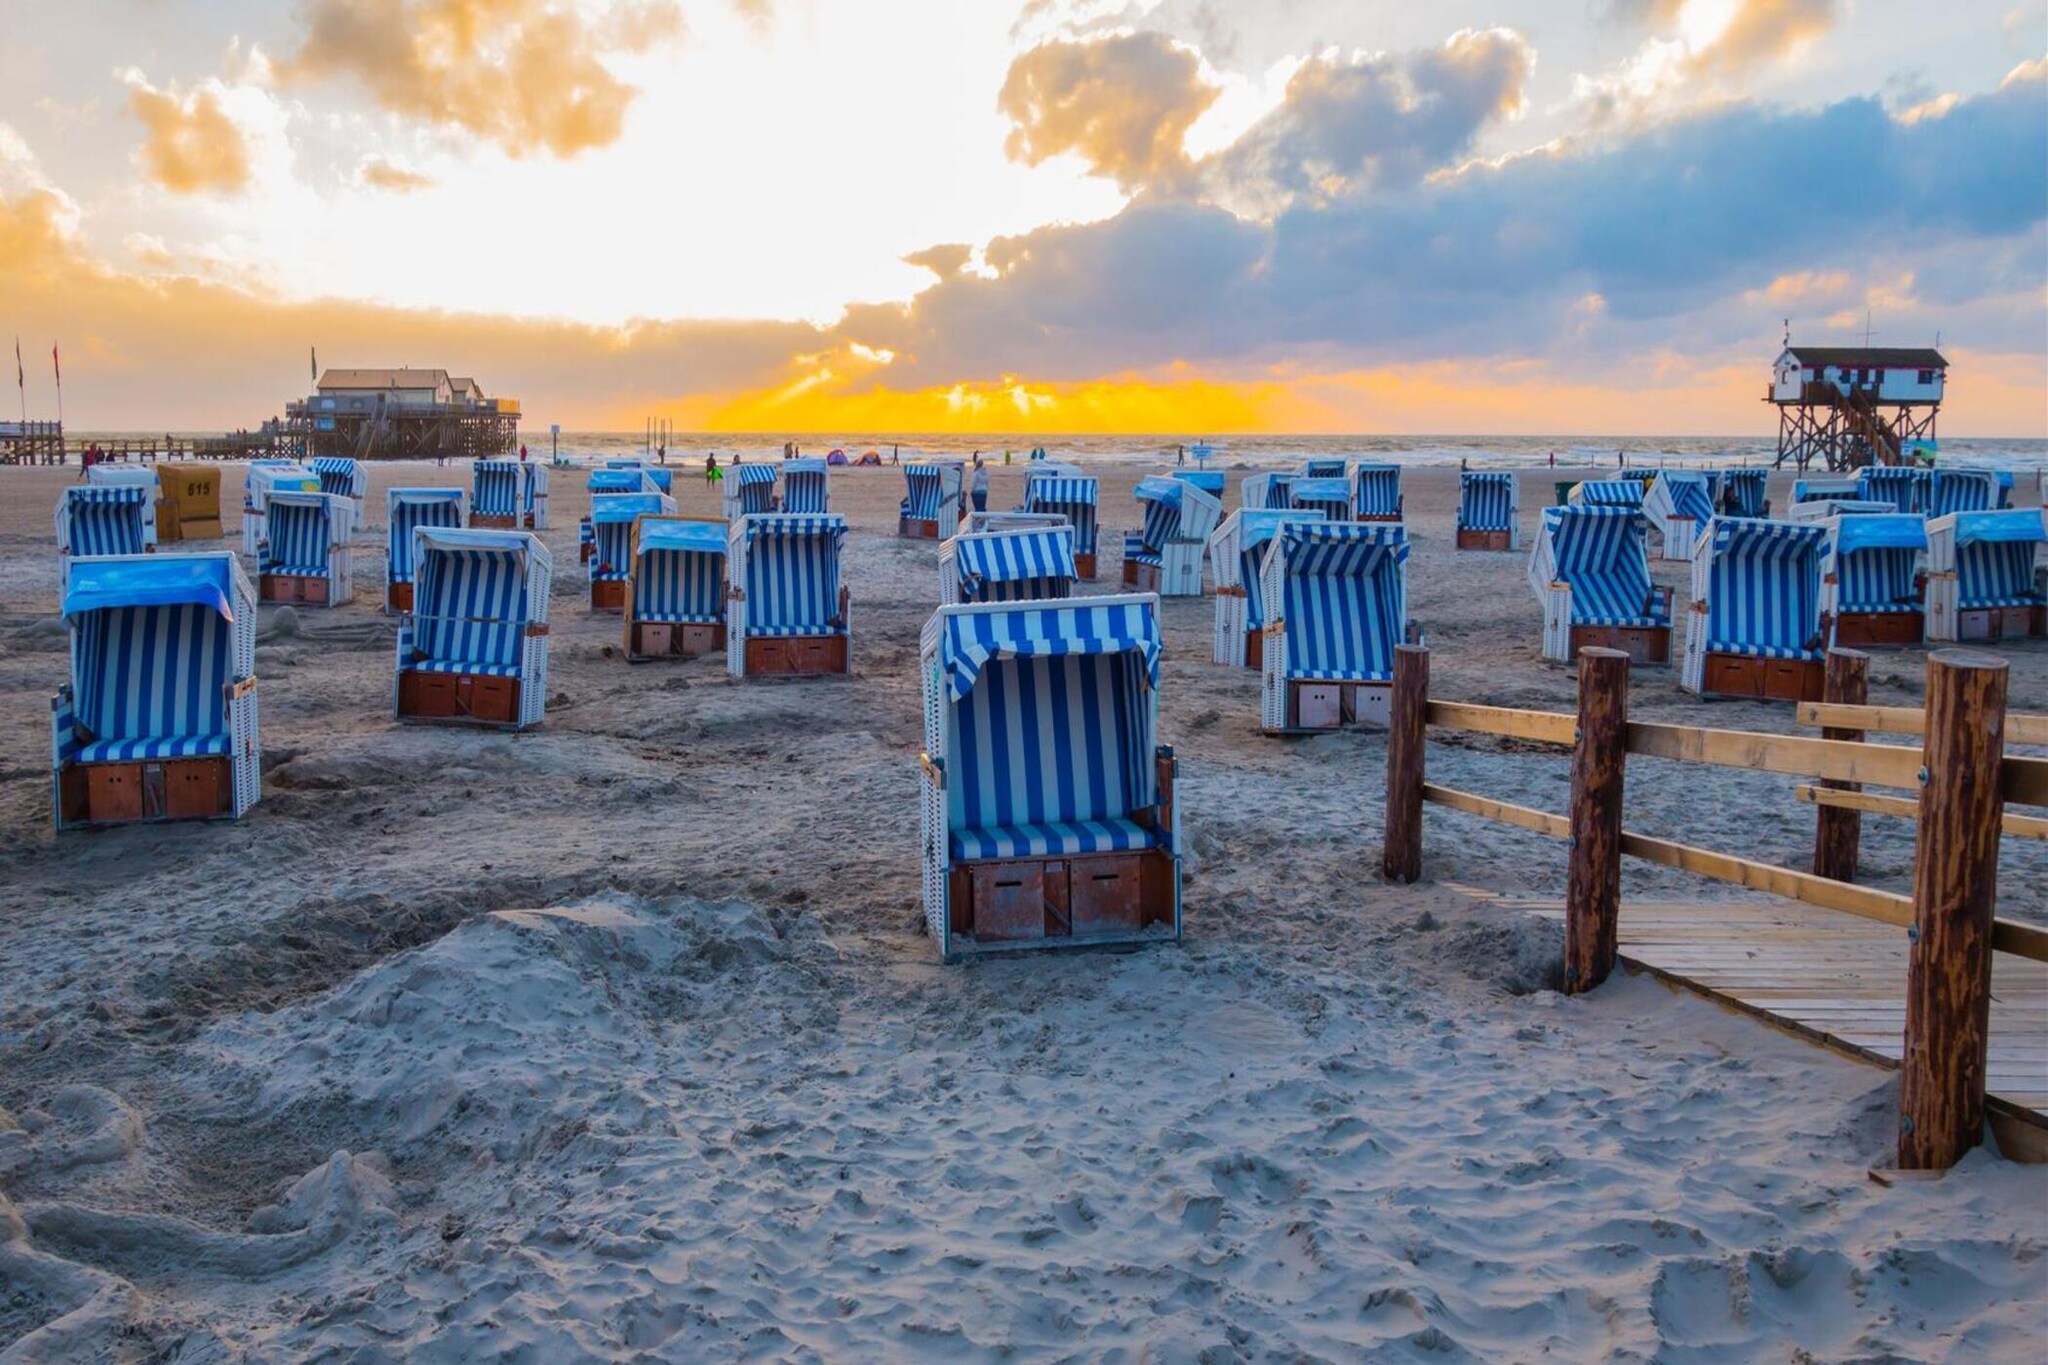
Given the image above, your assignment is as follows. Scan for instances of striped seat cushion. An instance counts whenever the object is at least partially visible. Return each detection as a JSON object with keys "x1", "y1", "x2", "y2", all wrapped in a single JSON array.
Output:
[
  {"x1": 748, "y1": 622, "x2": 843, "y2": 637},
  {"x1": 1958, "y1": 593, "x2": 2045, "y2": 610},
  {"x1": 1290, "y1": 665, "x2": 1394, "y2": 683},
  {"x1": 951, "y1": 816, "x2": 1160, "y2": 861},
  {"x1": 76, "y1": 733, "x2": 233, "y2": 763},
  {"x1": 635, "y1": 610, "x2": 722, "y2": 625},
  {"x1": 408, "y1": 659, "x2": 524, "y2": 677}
]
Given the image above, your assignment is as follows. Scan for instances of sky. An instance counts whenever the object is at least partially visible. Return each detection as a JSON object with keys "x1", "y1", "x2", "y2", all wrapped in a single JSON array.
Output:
[{"x1": 0, "y1": 0, "x2": 2043, "y2": 434}]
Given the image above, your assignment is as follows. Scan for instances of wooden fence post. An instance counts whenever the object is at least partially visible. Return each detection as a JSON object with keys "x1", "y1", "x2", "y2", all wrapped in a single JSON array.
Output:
[
  {"x1": 1382, "y1": 644, "x2": 1428, "y2": 884},
  {"x1": 1565, "y1": 648, "x2": 1629, "y2": 994},
  {"x1": 1900, "y1": 650, "x2": 2008, "y2": 1170},
  {"x1": 1812, "y1": 648, "x2": 1871, "y2": 882}
]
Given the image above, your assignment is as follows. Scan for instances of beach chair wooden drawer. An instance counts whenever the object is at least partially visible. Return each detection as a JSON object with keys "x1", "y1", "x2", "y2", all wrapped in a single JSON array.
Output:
[
  {"x1": 1957, "y1": 606, "x2": 2045, "y2": 642},
  {"x1": 1068, "y1": 855, "x2": 1144, "y2": 936},
  {"x1": 590, "y1": 579, "x2": 626, "y2": 613},
  {"x1": 400, "y1": 670, "x2": 460, "y2": 717},
  {"x1": 85, "y1": 763, "x2": 144, "y2": 823},
  {"x1": 386, "y1": 582, "x2": 414, "y2": 614},
  {"x1": 679, "y1": 623, "x2": 722, "y2": 657},
  {"x1": 464, "y1": 676, "x2": 520, "y2": 724},
  {"x1": 970, "y1": 862, "x2": 1046, "y2": 943},
  {"x1": 470, "y1": 513, "x2": 518, "y2": 530},
  {"x1": 634, "y1": 623, "x2": 674, "y2": 657},
  {"x1": 260, "y1": 573, "x2": 329, "y2": 605},
  {"x1": 164, "y1": 758, "x2": 229, "y2": 818},
  {"x1": 1074, "y1": 551, "x2": 1098, "y2": 581},
  {"x1": 1293, "y1": 683, "x2": 1344, "y2": 730}
]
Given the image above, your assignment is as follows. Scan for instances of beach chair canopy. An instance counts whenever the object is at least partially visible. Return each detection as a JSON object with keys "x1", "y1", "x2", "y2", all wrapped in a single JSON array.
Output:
[
  {"x1": 1458, "y1": 472, "x2": 1516, "y2": 530},
  {"x1": 387, "y1": 489, "x2": 465, "y2": 585},
  {"x1": 410, "y1": 527, "x2": 540, "y2": 673},
  {"x1": 1541, "y1": 507, "x2": 1666, "y2": 627},
  {"x1": 742, "y1": 514, "x2": 847, "y2": 634},
  {"x1": 606, "y1": 461, "x2": 671, "y2": 492},
  {"x1": 1704, "y1": 519, "x2": 1827, "y2": 658},
  {"x1": 591, "y1": 493, "x2": 673, "y2": 579},
  {"x1": 1656, "y1": 472, "x2": 1715, "y2": 524},
  {"x1": 633, "y1": 520, "x2": 727, "y2": 624},
  {"x1": 1570, "y1": 479, "x2": 1645, "y2": 508},
  {"x1": 59, "y1": 487, "x2": 151, "y2": 556},
  {"x1": 1289, "y1": 477, "x2": 1353, "y2": 518},
  {"x1": 1352, "y1": 464, "x2": 1402, "y2": 518},
  {"x1": 1173, "y1": 470, "x2": 1226, "y2": 498},
  {"x1": 473, "y1": 460, "x2": 523, "y2": 516},
  {"x1": 1260, "y1": 475, "x2": 1296, "y2": 509},
  {"x1": 1830, "y1": 514, "x2": 1927, "y2": 614},
  {"x1": 1951, "y1": 510, "x2": 2047, "y2": 608},
  {"x1": 902, "y1": 464, "x2": 955, "y2": 520},
  {"x1": 1929, "y1": 469, "x2": 2001, "y2": 517},
  {"x1": 1301, "y1": 458, "x2": 1348, "y2": 479},
  {"x1": 312, "y1": 458, "x2": 365, "y2": 500},
  {"x1": 1272, "y1": 522, "x2": 1409, "y2": 682},
  {"x1": 940, "y1": 598, "x2": 1162, "y2": 860},
  {"x1": 261, "y1": 491, "x2": 346, "y2": 574},
  {"x1": 1793, "y1": 477, "x2": 1861, "y2": 504},
  {"x1": 782, "y1": 458, "x2": 830, "y2": 514},
  {"x1": 62, "y1": 554, "x2": 244, "y2": 761},
  {"x1": 1022, "y1": 477, "x2": 1098, "y2": 553},
  {"x1": 1133, "y1": 477, "x2": 1185, "y2": 555},
  {"x1": 587, "y1": 468, "x2": 649, "y2": 494},
  {"x1": 954, "y1": 526, "x2": 1076, "y2": 603},
  {"x1": 1712, "y1": 469, "x2": 1769, "y2": 518},
  {"x1": 1856, "y1": 466, "x2": 1928, "y2": 514}
]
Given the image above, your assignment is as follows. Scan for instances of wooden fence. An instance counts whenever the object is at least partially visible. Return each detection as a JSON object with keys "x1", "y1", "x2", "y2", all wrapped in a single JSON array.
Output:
[{"x1": 1381, "y1": 642, "x2": 2048, "y2": 1171}]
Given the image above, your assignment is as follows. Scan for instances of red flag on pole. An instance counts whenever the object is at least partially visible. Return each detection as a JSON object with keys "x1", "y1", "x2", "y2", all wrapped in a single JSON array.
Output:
[
  {"x1": 51, "y1": 343, "x2": 60, "y2": 387},
  {"x1": 13, "y1": 338, "x2": 20, "y2": 391}
]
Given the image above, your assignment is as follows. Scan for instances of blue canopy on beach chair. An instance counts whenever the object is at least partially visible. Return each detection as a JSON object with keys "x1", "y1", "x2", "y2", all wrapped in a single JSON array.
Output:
[
  {"x1": 1951, "y1": 510, "x2": 2047, "y2": 609},
  {"x1": 1023, "y1": 477, "x2": 1098, "y2": 554},
  {"x1": 953, "y1": 526, "x2": 1077, "y2": 604},
  {"x1": 1289, "y1": 477, "x2": 1353, "y2": 522},
  {"x1": 387, "y1": 489, "x2": 465, "y2": 591},
  {"x1": 1830, "y1": 514, "x2": 1927, "y2": 614}
]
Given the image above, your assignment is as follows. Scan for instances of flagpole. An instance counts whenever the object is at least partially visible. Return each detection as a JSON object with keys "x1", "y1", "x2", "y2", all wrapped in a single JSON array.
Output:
[
  {"x1": 13, "y1": 337, "x2": 23, "y2": 424},
  {"x1": 52, "y1": 343, "x2": 63, "y2": 431}
]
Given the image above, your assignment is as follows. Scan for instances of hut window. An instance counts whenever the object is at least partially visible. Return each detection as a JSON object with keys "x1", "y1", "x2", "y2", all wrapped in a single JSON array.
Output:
[{"x1": 1918, "y1": 369, "x2": 1935, "y2": 384}]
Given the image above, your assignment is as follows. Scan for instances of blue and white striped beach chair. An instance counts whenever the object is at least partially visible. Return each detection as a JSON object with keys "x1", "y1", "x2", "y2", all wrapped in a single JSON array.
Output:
[
  {"x1": 55, "y1": 486, "x2": 152, "y2": 601},
  {"x1": 1822, "y1": 513, "x2": 1926, "y2": 648},
  {"x1": 242, "y1": 463, "x2": 320, "y2": 554},
  {"x1": 588, "y1": 491, "x2": 676, "y2": 612},
  {"x1": 396, "y1": 527, "x2": 551, "y2": 728},
  {"x1": 606, "y1": 460, "x2": 672, "y2": 493},
  {"x1": 940, "y1": 524, "x2": 1077, "y2": 605},
  {"x1": 52, "y1": 552, "x2": 259, "y2": 829},
  {"x1": 918, "y1": 594, "x2": 1179, "y2": 960},
  {"x1": 1456, "y1": 472, "x2": 1519, "y2": 549},
  {"x1": 1643, "y1": 471, "x2": 1714, "y2": 562},
  {"x1": 1289, "y1": 477, "x2": 1354, "y2": 524},
  {"x1": 728, "y1": 514, "x2": 852, "y2": 677},
  {"x1": 1568, "y1": 478, "x2": 1647, "y2": 510},
  {"x1": 724, "y1": 463, "x2": 780, "y2": 520},
  {"x1": 1208, "y1": 507, "x2": 1327, "y2": 668},
  {"x1": 312, "y1": 458, "x2": 368, "y2": 518},
  {"x1": 1681, "y1": 518, "x2": 1829, "y2": 699},
  {"x1": 258, "y1": 490, "x2": 356, "y2": 607},
  {"x1": 899, "y1": 463, "x2": 962, "y2": 540},
  {"x1": 1352, "y1": 464, "x2": 1403, "y2": 522},
  {"x1": 1856, "y1": 466, "x2": 1929, "y2": 515},
  {"x1": 1125, "y1": 475, "x2": 1221, "y2": 597},
  {"x1": 1925, "y1": 509, "x2": 2047, "y2": 643},
  {"x1": 1708, "y1": 468, "x2": 1770, "y2": 519},
  {"x1": 1927, "y1": 469, "x2": 2002, "y2": 518},
  {"x1": 580, "y1": 467, "x2": 652, "y2": 561},
  {"x1": 83, "y1": 465, "x2": 162, "y2": 548},
  {"x1": 471, "y1": 460, "x2": 524, "y2": 528},
  {"x1": 1173, "y1": 470, "x2": 1227, "y2": 501},
  {"x1": 1240, "y1": 473, "x2": 1296, "y2": 511},
  {"x1": 1791, "y1": 476, "x2": 1862, "y2": 506},
  {"x1": 385, "y1": 488, "x2": 466, "y2": 613},
  {"x1": 1301, "y1": 458, "x2": 1348, "y2": 480},
  {"x1": 1259, "y1": 522, "x2": 1409, "y2": 731},
  {"x1": 1529, "y1": 506, "x2": 1671, "y2": 664},
  {"x1": 1023, "y1": 474, "x2": 1099, "y2": 578},
  {"x1": 625, "y1": 516, "x2": 728, "y2": 660},
  {"x1": 781, "y1": 458, "x2": 831, "y2": 515}
]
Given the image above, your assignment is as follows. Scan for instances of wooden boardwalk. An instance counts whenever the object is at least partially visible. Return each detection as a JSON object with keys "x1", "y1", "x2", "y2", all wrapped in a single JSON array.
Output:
[{"x1": 1457, "y1": 890, "x2": 2048, "y2": 1146}]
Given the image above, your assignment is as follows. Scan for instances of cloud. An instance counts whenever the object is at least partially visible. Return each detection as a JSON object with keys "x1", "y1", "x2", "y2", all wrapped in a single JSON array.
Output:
[
  {"x1": 1688, "y1": 0, "x2": 1838, "y2": 74},
  {"x1": 122, "y1": 73, "x2": 254, "y2": 194},
  {"x1": 904, "y1": 243, "x2": 973, "y2": 278},
  {"x1": 998, "y1": 31, "x2": 1218, "y2": 191},
  {"x1": 282, "y1": 0, "x2": 682, "y2": 159},
  {"x1": 358, "y1": 158, "x2": 434, "y2": 192}
]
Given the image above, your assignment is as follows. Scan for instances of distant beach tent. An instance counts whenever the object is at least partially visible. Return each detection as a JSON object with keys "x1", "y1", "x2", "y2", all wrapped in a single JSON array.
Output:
[
  {"x1": 1352, "y1": 463, "x2": 1403, "y2": 523},
  {"x1": 311, "y1": 457, "x2": 368, "y2": 514},
  {"x1": 1856, "y1": 465, "x2": 1930, "y2": 515},
  {"x1": 728, "y1": 514, "x2": 852, "y2": 678},
  {"x1": 940, "y1": 524, "x2": 1077, "y2": 605},
  {"x1": 1642, "y1": 470, "x2": 1715, "y2": 563},
  {"x1": 55, "y1": 486, "x2": 152, "y2": 600},
  {"x1": 1259, "y1": 521, "x2": 1410, "y2": 732},
  {"x1": 52, "y1": 552, "x2": 259, "y2": 829},
  {"x1": 1456, "y1": 472, "x2": 1519, "y2": 550},
  {"x1": 1708, "y1": 468, "x2": 1770, "y2": 519},
  {"x1": 1821, "y1": 513, "x2": 1928, "y2": 649},
  {"x1": 1240, "y1": 473, "x2": 1296, "y2": 511},
  {"x1": 384, "y1": 488, "x2": 466, "y2": 614},
  {"x1": 1529, "y1": 505, "x2": 1671, "y2": 665},
  {"x1": 899, "y1": 463, "x2": 963, "y2": 540},
  {"x1": 1301, "y1": 458, "x2": 1349, "y2": 480},
  {"x1": 588, "y1": 492, "x2": 677, "y2": 613},
  {"x1": 624, "y1": 515, "x2": 727, "y2": 661},
  {"x1": 825, "y1": 448, "x2": 850, "y2": 466},
  {"x1": 1021, "y1": 474, "x2": 1100, "y2": 579},
  {"x1": 781, "y1": 457, "x2": 831, "y2": 514},
  {"x1": 918, "y1": 594, "x2": 1180, "y2": 960},
  {"x1": 1681, "y1": 518, "x2": 1829, "y2": 700},
  {"x1": 83, "y1": 465, "x2": 163, "y2": 548},
  {"x1": 1288, "y1": 476, "x2": 1353, "y2": 523},
  {"x1": 1208, "y1": 506, "x2": 1326, "y2": 668},
  {"x1": 1924, "y1": 508, "x2": 2047, "y2": 643},
  {"x1": 723, "y1": 463, "x2": 780, "y2": 520},
  {"x1": 1567, "y1": 479, "x2": 1646, "y2": 509},
  {"x1": 1124, "y1": 475, "x2": 1221, "y2": 597},
  {"x1": 242, "y1": 462, "x2": 320, "y2": 554},
  {"x1": 395, "y1": 527, "x2": 552, "y2": 729},
  {"x1": 258, "y1": 490, "x2": 356, "y2": 607},
  {"x1": 1927, "y1": 468, "x2": 2002, "y2": 518},
  {"x1": 471, "y1": 459, "x2": 525, "y2": 529}
]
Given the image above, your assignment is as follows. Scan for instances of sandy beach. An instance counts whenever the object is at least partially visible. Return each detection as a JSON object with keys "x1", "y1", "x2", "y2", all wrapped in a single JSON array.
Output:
[{"x1": 2, "y1": 457, "x2": 2044, "y2": 1362}]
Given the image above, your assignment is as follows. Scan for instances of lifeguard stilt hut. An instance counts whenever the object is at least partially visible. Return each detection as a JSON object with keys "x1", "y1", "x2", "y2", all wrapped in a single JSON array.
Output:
[{"x1": 1768, "y1": 344, "x2": 1945, "y2": 472}]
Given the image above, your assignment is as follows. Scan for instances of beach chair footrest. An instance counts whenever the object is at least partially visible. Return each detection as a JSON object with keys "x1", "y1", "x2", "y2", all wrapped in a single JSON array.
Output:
[
  {"x1": 1701, "y1": 652, "x2": 1825, "y2": 702},
  {"x1": 1832, "y1": 609, "x2": 1924, "y2": 648},
  {"x1": 259, "y1": 572, "x2": 330, "y2": 605},
  {"x1": 399, "y1": 669, "x2": 522, "y2": 724},
  {"x1": 61, "y1": 756, "x2": 232, "y2": 826},
  {"x1": 1456, "y1": 529, "x2": 1513, "y2": 551},
  {"x1": 743, "y1": 634, "x2": 848, "y2": 676},
  {"x1": 949, "y1": 850, "x2": 1175, "y2": 948},
  {"x1": 1956, "y1": 605, "x2": 2046, "y2": 643},
  {"x1": 899, "y1": 517, "x2": 940, "y2": 540},
  {"x1": 590, "y1": 579, "x2": 627, "y2": 613},
  {"x1": 1568, "y1": 623, "x2": 1670, "y2": 666}
]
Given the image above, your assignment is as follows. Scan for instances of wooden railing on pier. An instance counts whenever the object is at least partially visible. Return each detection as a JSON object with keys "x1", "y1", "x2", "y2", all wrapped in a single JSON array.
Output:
[{"x1": 1382, "y1": 643, "x2": 2047, "y2": 1171}]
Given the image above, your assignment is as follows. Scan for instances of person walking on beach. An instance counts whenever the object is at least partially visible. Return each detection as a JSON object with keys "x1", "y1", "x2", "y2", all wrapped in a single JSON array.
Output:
[
  {"x1": 705, "y1": 452, "x2": 721, "y2": 487},
  {"x1": 1177, "y1": 445, "x2": 1186, "y2": 467},
  {"x1": 519, "y1": 443, "x2": 527, "y2": 462},
  {"x1": 970, "y1": 453, "x2": 989, "y2": 513}
]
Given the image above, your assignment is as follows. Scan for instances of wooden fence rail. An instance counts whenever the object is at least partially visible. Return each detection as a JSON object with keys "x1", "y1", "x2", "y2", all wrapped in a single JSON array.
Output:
[{"x1": 1383, "y1": 642, "x2": 2040, "y2": 1171}]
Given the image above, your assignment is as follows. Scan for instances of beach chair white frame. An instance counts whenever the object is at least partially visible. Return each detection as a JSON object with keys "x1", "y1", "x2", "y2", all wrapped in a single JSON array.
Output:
[
  {"x1": 898, "y1": 464, "x2": 963, "y2": 540},
  {"x1": 1528, "y1": 505, "x2": 1672, "y2": 665},
  {"x1": 1820, "y1": 513, "x2": 1928, "y2": 649},
  {"x1": 384, "y1": 488, "x2": 468, "y2": 614},
  {"x1": 257, "y1": 490, "x2": 356, "y2": 607},
  {"x1": 722, "y1": 464, "x2": 781, "y2": 521},
  {"x1": 918, "y1": 594, "x2": 1179, "y2": 962},
  {"x1": 1680, "y1": 517, "x2": 1829, "y2": 701},
  {"x1": 241, "y1": 462, "x2": 319, "y2": 554},
  {"x1": 1786, "y1": 498, "x2": 1893, "y2": 524},
  {"x1": 1208, "y1": 506, "x2": 1325, "y2": 668},
  {"x1": 623, "y1": 514, "x2": 728, "y2": 661},
  {"x1": 1455, "y1": 472, "x2": 1520, "y2": 550},
  {"x1": 395, "y1": 527, "x2": 552, "y2": 730},
  {"x1": 1642, "y1": 471, "x2": 1714, "y2": 563},
  {"x1": 938, "y1": 523, "x2": 1077, "y2": 606},
  {"x1": 52, "y1": 552, "x2": 259, "y2": 830},
  {"x1": 1258, "y1": 522, "x2": 1410, "y2": 732},
  {"x1": 727, "y1": 513, "x2": 853, "y2": 678},
  {"x1": 470, "y1": 460, "x2": 527, "y2": 530},
  {"x1": 1924, "y1": 509, "x2": 2048, "y2": 643},
  {"x1": 311, "y1": 457, "x2": 369, "y2": 522},
  {"x1": 522, "y1": 463, "x2": 550, "y2": 530},
  {"x1": 1123, "y1": 476, "x2": 1221, "y2": 597}
]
